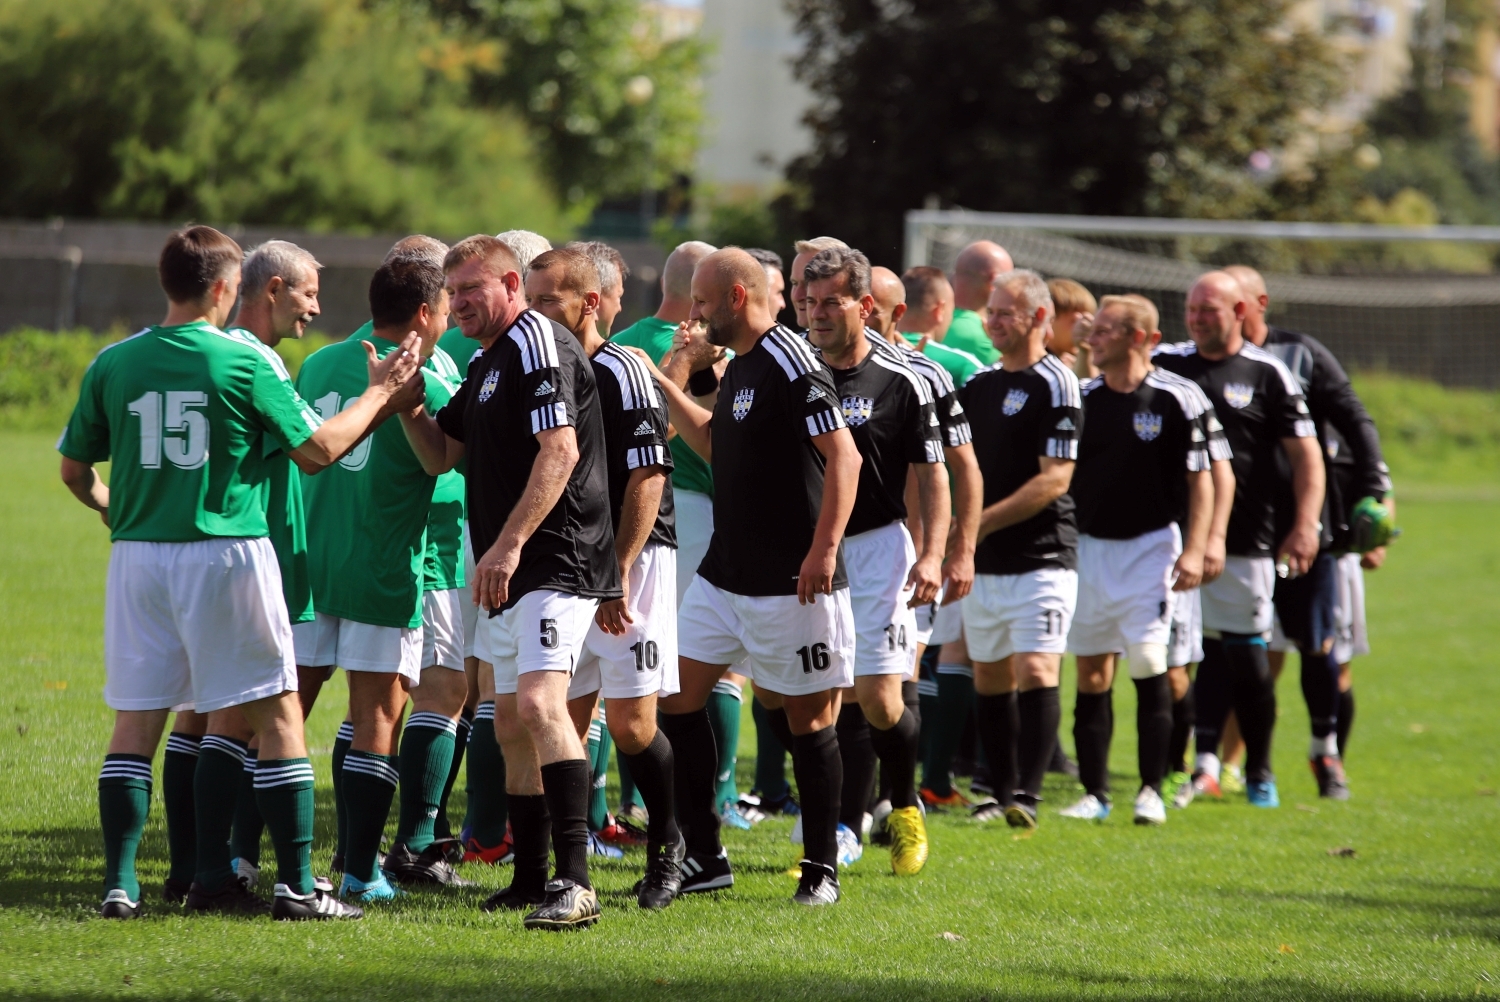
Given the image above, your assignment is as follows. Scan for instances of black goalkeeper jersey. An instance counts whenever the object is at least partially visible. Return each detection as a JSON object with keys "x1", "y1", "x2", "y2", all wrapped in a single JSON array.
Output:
[
  {"x1": 960, "y1": 353, "x2": 1083, "y2": 574},
  {"x1": 590, "y1": 341, "x2": 676, "y2": 550},
  {"x1": 435, "y1": 309, "x2": 621, "y2": 610},
  {"x1": 1072, "y1": 368, "x2": 1230, "y2": 540},
  {"x1": 1153, "y1": 339, "x2": 1316, "y2": 558},
  {"x1": 697, "y1": 325, "x2": 850, "y2": 597}
]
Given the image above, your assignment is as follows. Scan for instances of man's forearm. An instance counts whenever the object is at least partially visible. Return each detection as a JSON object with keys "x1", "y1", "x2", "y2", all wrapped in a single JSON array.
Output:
[
  {"x1": 945, "y1": 445, "x2": 982, "y2": 558},
  {"x1": 61, "y1": 460, "x2": 108, "y2": 513},
  {"x1": 655, "y1": 375, "x2": 714, "y2": 462},
  {"x1": 298, "y1": 388, "x2": 394, "y2": 469},
  {"x1": 977, "y1": 465, "x2": 1072, "y2": 541},
  {"x1": 811, "y1": 438, "x2": 860, "y2": 553},
  {"x1": 914, "y1": 462, "x2": 950, "y2": 564},
  {"x1": 615, "y1": 469, "x2": 665, "y2": 570},
  {"x1": 398, "y1": 407, "x2": 458, "y2": 476},
  {"x1": 1183, "y1": 469, "x2": 1213, "y2": 555},
  {"x1": 498, "y1": 430, "x2": 577, "y2": 552},
  {"x1": 1287, "y1": 436, "x2": 1326, "y2": 531},
  {"x1": 1208, "y1": 459, "x2": 1235, "y2": 541}
]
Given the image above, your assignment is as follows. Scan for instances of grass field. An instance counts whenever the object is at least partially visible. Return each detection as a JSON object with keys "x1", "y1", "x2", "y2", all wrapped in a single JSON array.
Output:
[{"x1": 1, "y1": 427, "x2": 1498, "y2": 1001}]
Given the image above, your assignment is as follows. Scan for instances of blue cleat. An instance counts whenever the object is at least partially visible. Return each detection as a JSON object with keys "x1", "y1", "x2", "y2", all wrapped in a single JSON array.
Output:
[
  {"x1": 586, "y1": 831, "x2": 624, "y2": 859},
  {"x1": 1246, "y1": 779, "x2": 1280, "y2": 808},
  {"x1": 835, "y1": 823, "x2": 863, "y2": 867},
  {"x1": 339, "y1": 872, "x2": 402, "y2": 902}
]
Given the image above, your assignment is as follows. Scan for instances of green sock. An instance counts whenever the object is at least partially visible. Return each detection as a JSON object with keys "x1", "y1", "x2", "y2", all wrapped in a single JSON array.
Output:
[
  {"x1": 341, "y1": 750, "x2": 398, "y2": 884},
  {"x1": 616, "y1": 747, "x2": 645, "y2": 814},
  {"x1": 99, "y1": 754, "x2": 153, "y2": 900},
  {"x1": 161, "y1": 734, "x2": 200, "y2": 884},
  {"x1": 435, "y1": 710, "x2": 472, "y2": 840},
  {"x1": 394, "y1": 712, "x2": 457, "y2": 853},
  {"x1": 922, "y1": 668, "x2": 975, "y2": 797},
  {"x1": 254, "y1": 758, "x2": 316, "y2": 895},
  {"x1": 464, "y1": 702, "x2": 508, "y2": 844},
  {"x1": 229, "y1": 749, "x2": 263, "y2": 868},
  {"x1": 331, "y1": 721, "x2": 353, "y2": 859},
  {"x1": 707, "y1": 680, "x2": 744, "y2": 812},
  {"x1": 194, "y1": 736, "x2": 249, "y2": 891},
  {"x1": 751, "y1": 696, "x2": 790, "y2": 800},
  {"x1": 587, "y1": 716, "x2": 611, "y2": 831}
]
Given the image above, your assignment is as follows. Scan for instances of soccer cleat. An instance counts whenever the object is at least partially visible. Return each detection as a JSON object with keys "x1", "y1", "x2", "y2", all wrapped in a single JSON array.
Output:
[
  {"x1": 1162, "y1": 771, "x2": 1191, "y2": 805},
  {"x1": 737, "y1": 801, "x2": 768, "y2": 825},
  {"x1": 835, "y1": 823, "x2": 863, "y2": 868},
  {"x1": 886, "y1": 806, "x2": 929, "y2": 876},
  {"x1": 338, "y1": 872, "x2": 402, "y2": 903},
  {"x1": 1005, "y1": 796, "x2": 1039, "y2": 830},
  {"x1": 1133, "y1": 787, "x2": 1167, "y2": 826},
  {"x1": 313, "y1": 874, "x2": 335, "y2": 894},
  {"x1": 1246, "y1": 779, "x2": 1280, "y2": 809},
  {"x1": 434, "y1": 837, "x2": 465, "y2": 865},
  {"x1": 719, "y1": 803, "x2": 754, "y2": 831},
  {"x1": 1310, "y1": 756, "x2": 1351, "y2": 801},
  {"x1": 920, "y1": 786, "x2": 972, "y2": 811},
  {"x1": 272, "y1": 883, "x2": 364, "y2": 921},
  {"x1": 618, "y1": 803, "x2": 650, "y2": 827},
  {"x1": 1221, "y1": 764, "x2": 1246, "y2": 796},
  {"x1": 970, "y1": 798, "x2": 1006, "y2": 823},
  {"x1": 678, "y1": 848, "x2": 734, "y2": 894},
  {"x1": 869, "y1": 799, "x2": 894, "y2": 846},
  {"x1": 231, "y1": 857, "x2": 259, "y2": 889},
  {"x1": 792, "y1": 861, "x2": 840, "y2": 906},
  {"x1": 522, "y1": 878, "x2": 600, "y2": 931},
  {"x1": 100, "y1": 889, "x2": 140, "y2": 919},
  {"x1": 185, "y1": 879, "x2": 272, "y2": 916},
  {"x1": 461, "y1": 824, "x2": 515, "y2": 865},
  {"x1": 637, "y1": 835, "x2": 686, "y2": 910},
  {"x1": 1190, "y1": 771, "x2": 1222, "y2": 800},
  {"x1": 162, "y1": 878, "x2": 191, "y2": 905},
  {"x1": 748, "y1": 790, "x2": 800, "y2": 816},
  {"x1": 598, "y1": 817, "x2": 649, "y2": 847},
  {"x1": 1171, "y1": 776, "x2": 1196, "y2": 810},
  {"x1": 383, "y1": 842, "x2": 474, "y2": 887},
  {"x1": 586, "y1": 832, "x2": 624, "y2": 859},
  {"x1": 480, "y1": 882, "x2": 546, "y2": 912},
  {"x1": 1058, "y1": 794, "x2": 1111, "y2": 821}
]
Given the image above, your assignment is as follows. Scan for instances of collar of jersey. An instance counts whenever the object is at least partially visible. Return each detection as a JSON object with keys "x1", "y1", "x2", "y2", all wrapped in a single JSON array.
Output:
[{"x1": 154, "y1": 320, "x2": 220, "y2": 335}]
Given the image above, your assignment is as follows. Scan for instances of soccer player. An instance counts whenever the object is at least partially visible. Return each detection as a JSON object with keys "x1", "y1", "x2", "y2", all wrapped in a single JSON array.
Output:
[
  {"x1": 896, "y1": 266, "x2": 983, "y2": 388},
  {"x1": 567, "y1": 240, "x2": 629, "y2": 335},
  {"x1": 1226, "y1": 264, "x2": 1392, "y2": 798},
  {"x1": 959, "y1": 270, "x2": 1081, "y2": 829},
  {"x1": 1154, "y1": 271, "x2": 1325, "y2": 809},
  {"x1": 642, "y1": 248, "x2": 863, "y2": 906},
  {"x1": 747, "y1": 247, "x2": 788, "y2": 316},
  {"x1": 1061, "y1": 295, "x2": 1231, "y2": 825},
  {"x1": 789, "y1": 236, "x2": 850, "y2": 329},
  {"x1": 62, "y1": 225, "x2": 421, "y2": 920},
  {"x1": 1046, "y1": 278, "x2": 1097, "y2": 378},
  {"x1": 400, "y1": 235, "x2": 621, "y2": 931},
  {"x1": 498, "y1": 229, "x2": 554, "y2": 273},
  {"x1": 524, "y1": 247, "x2": 686, "y2": 908},
  {"x1": 945, "y1": 241, "x2": 1012, "y2": 365}
]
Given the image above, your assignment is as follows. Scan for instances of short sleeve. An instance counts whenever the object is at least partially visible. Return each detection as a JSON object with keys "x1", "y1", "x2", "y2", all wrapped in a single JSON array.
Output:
[
  {"x1": 1039, "y1": 370, "x2": 1082, "y2": 460},
  {"x1": 935, "y1": 389, "x2": 973, "y2": 448},
  {"x1": 434, "y1": 372, "x2": 470, "y2": 443},
  {"x1": 1263, "y1": 361, "x2": 1317, "y2": 440},
  {"x1": 58, "y1": 357, "x2": 111, "y2": 463},
  {"x1": 250, "y1": 350, "x2": 322, "y2": 454},
  {"x1": 902, "y1": 388, "x2": 944, "y2": 465},
  {"x1": 796, "y1": 367, "x2": 847, "y2": 438},
  {"x1": 509, "y1": 316, "x2": 577, "y2": 437}
]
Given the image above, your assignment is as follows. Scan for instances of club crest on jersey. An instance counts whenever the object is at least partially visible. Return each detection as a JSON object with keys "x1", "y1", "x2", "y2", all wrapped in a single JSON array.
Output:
[
  {"x1": 478, "y1": 368, "x2": 500, "y2": 403},
  {"x1": 732, "y1": 387, "x2": 755, "y2": 421},
  {"x1": 1222, "y1": 383, "x2": 1254, "y2": 409},
  {"x1": 1002, "y1": 389, "x2": 1029, "y2": 416},
  {"x1": 841, "y1": 395, "x2": 875, "y2": 426},
  {"x1": 1133, "y1": 411, "x2": 1163, "y2": 441}
]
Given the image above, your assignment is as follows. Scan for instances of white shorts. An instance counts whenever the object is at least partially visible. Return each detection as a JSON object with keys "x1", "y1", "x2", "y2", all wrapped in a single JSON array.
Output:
[
  {"x1": 461, "y1": 521, "x2": 478, "y2": 660},
  {"x1": 962, "y1": 568, "x2": 1078, "y2": 663},
  {"x1": 569, "y1": 543, "x2": 680, "y2": 700},
  {"x1": 675, "y1": 489, "x2": 713, "y2": 606},
  {"x1": 1270, "y1": 553, "x2": 1369, "y2": 663},
  {"x1": 1067, "y1": 526, "x2": 1180, "y2": 656},
  {"x1": 1167, "y1": 588, "x2": 1203, "y2": 667},
  {"x1": 922, "y1": 600, "x2": 965, "y2": 649},
  {"x1": 422, "y1": 589, "x2": 466, "y2": 671},
  {"x1": 678, "y1": 575, "x2": 855, "y2": 696},
  {"x1": 104, "y1": 537, "x2": 296, "y2": 713},
  {"x1": 1200, "y1": 555, "x2": 1275, "y2": 636},
  {"x1": 292, "y1": 614, "x2": 423, "y2": 684},
  {"x1": 475, "y1": 589, "x2": 599, "y2": 695},
  {"x1": 846, "y1": 521, "x2": 920, "y2": 677}
]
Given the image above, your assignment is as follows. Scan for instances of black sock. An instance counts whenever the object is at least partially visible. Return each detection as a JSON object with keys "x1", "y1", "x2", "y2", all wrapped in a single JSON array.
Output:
[
  {"x1": 1337, "y1": 687, "x2": 1355, "y2": 759},
  {"x1": 1299, "y1": 649, "x2": 1340, "y2": 746},
  {"x1": 161, "y1": 733, "x2": 200, "y2": 884},
  {"x1": 540, "y1": 759, "x2": 591, "y2": 889},
  {"x1": 1072, "y1": 691, "x2": 1113, "y2": 801},
  {"x1": 791, "y1": 726, "x2": 842, "y2": 871},
  {"x1": 882, "y1": 682, "x2": 921, "y2": 803},
  {"x1": 1133, "y1": 674, "x2": 1172, "y2": 793},
  {"x1": 1225, "y1": 634, "x2": 1277, "y2": 784},
  {"x1": 835, "y1": 703, "x2": 875, "y2": 835},
  {"x1": 506, "y1": 793, "x2": 550, "y2": 897},
  {"x1": 1194, "y1": 639, "x2": 1231, "y2": 762},
  {"x1": 658, "y1": 709, "x2": 720, "y2": 856},
  {"x1": 974, "y1": 691, "x2": 1018, "y2": 806},
  {"x1": 868, "y1": 707, "x2": 920, "y2": 810},
  {"x1": 1017, "y1": 687, "x2": 1061, "y2": 799},
  {"x1": 619, "y1": 730, "x2": 681, "y2": 847},
  {"x1": 1169, "y1": 684, "x2": 1195, "y2": 774}
]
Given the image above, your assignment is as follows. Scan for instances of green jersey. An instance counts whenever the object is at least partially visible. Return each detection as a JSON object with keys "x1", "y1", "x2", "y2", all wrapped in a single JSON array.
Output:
[
  {"x1": 611, "y1": 316, "x2": 714, "y2": 498},
  {"x1": 226, "y1": 328, "x2": 314, "y2": 622},
  {"x1": 943, "y1": 308, "x2": 999, "y2": 365},
  {"x1": 901, "y1": 333, "x2": 983, "y2": 387},
  {"x1": 296, "y1": 331, "x2": 456, "y2": 628},
  {"x1": 59, "y1": 321, "x2": 321, "y2": 543}
]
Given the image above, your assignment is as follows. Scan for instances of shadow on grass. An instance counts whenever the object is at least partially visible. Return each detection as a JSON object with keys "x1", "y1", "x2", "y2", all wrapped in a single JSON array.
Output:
[{"x1": 0, "y1": 823, "x2": 105, "y2": 907}]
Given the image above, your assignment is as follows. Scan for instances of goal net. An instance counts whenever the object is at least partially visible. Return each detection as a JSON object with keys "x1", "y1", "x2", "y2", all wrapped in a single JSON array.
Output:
[{"x1": 904, "y1": 209, "x2": 1500, "y2": 388}]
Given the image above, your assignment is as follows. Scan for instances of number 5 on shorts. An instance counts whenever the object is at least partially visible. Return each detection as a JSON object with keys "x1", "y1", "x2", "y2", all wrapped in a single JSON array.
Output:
[
  {"x1": 540, "y1": 619, "x2": 559, "y2": 649},
  {"x1": 796, "y1": 642, "x2": 830, "y2": 674}
]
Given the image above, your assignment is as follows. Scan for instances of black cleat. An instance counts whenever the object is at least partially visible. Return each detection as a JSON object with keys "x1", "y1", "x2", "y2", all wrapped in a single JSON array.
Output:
[
  {"x1": 745, "y1": 790, "x2": 800, "y2": 816},
  {"x1": 637, "y1": 835, "x2": 686, "y2": 910},
  {"x1": 433, "y1": 837, "x2": 465, "y2": 865},
  {"x1": 1005, "y1": 794, "x2": 1040, "y2": 830},
  {"x1": 185, "y1": 878, "x2": 272, "y2": 916},
  {"x1": 100, "y1": 889, "x2": 140, "y2": 919},
  {"x1": 1310, "y1": 756, "x2": 1351, "y2": 800},
  {"x1": 677, "y1": 848, "x2": 733, "y2": 894},
  {"x1": 522, "y1": 878, "x2": 600, "y2": 930},
  {"x1": 970, "y1": 797, "x2": 1006, "y2": 823},
  {"x1": 792, "y1": 861, "x2": 840, "y2": 906},
  {"x1": 383, "y1": 842, "x2": 474, "y2": 887},
  {"x1": 481, "y1": 881, "x2": 547, "y2": 913},
  {"x1": 272, "y1": 883, "x2": 364, "y2": 921},
  {"x1": 162, "y1": 878, "x2": 191, "y2": 905}
]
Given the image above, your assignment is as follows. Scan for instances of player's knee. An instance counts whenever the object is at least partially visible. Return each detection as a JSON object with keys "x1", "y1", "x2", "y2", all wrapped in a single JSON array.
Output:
[{"x1": 1126, "y1": 643, "x2": 1168, "y2": 680}]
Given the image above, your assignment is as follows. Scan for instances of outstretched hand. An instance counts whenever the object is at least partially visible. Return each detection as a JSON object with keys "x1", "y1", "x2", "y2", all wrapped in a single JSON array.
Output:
[{"x1": 365, "y1": 332, "x2": 424, "y2": 396}]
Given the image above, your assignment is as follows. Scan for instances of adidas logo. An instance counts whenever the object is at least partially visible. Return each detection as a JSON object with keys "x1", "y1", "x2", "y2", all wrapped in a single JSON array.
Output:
[
  {"x1": 1056, "y1": 417, "x2": 1075, "y2": 431},
  {"x1": 806, "y1": 386, "x2": 824, "y2": 402},
  {"x1": 633, "y1": 420, "x2": 653, "y2": 436},
  {"x1": 534, "y1": 380, "x2": 554, "y2": 396},
  {"x1": 682, "y1": 857, "x2": 704, "y2": 876}
]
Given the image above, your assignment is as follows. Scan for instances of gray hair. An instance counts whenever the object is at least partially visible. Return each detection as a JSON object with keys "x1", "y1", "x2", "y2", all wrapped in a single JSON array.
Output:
[
  {"x1": 495, "y1": 229, "x2": 553, "y2": 275},
  {"x1": 567, "y1": 240, "x2": 628, "y2": 292},
  {"x1": 803, "y1": 246, "x2": 871, "y2": 298},
  {"x1": 746, "y1": 247, "x2": 783, "y2": 272},
  {"x1": 242, "y1": 240, "x2": 321, "y2": 295},
  {"x1": 382, "y1": 235, "x2": 448, "y2": 269},
  {"x1": 794, "y1": 236, "x2": 849, "y2": 256},
  {"x1": 994, "y1": 268, "x2": 1053, "y2": 319}
]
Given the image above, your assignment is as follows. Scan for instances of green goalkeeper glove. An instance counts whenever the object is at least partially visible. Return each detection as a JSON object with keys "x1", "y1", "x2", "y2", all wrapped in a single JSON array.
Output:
[{"x1": 1349, "y1": 496, "x2": 1399, "y2": 553}]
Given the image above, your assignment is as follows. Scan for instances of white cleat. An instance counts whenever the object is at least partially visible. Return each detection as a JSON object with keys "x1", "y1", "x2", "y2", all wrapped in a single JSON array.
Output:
[
  {"x1": 1134, "y1": 786, "x2": 1167, "y2": 826},
  {"x1": 1057, "y1": 794, "x2": 1111, "y2": 821}
]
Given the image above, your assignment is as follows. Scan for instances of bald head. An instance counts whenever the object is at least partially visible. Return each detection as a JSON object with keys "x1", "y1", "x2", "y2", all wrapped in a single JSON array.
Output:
[
  {"x1": 664, "y1": 241, "x2": 718, "y2": 299},
  {"x1": 385, "y1": 235, "x2": 449, "y2": 269},
  {"x1": 690, "y1": 248, "x2": 774, "y2": 350},
  {"x1": 1186, "y1": 270, "x2": 1248, "y2": 357},
  {"x1": 868, "y1": 266, "x2": 907, "y2": 339},
  {"x1": 1223, "y1": 264, "x2": 1270, "y2": 344},
  {"x1": 952, "y1": 240, "x2": 1015, "y2": 311}
]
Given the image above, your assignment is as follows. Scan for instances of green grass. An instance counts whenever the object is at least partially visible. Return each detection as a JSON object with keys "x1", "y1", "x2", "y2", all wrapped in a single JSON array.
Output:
[{"x1": 2, "y1": 427, "x2": 1499, "y2": 1000}]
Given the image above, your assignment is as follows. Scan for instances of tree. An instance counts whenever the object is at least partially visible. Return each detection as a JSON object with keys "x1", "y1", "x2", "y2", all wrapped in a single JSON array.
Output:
[{"x1": 784, "y1": 0, "x2": 1347, "y2": 264}]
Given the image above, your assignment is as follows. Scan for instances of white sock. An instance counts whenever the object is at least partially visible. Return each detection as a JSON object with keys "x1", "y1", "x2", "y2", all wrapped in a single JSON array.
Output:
[
  {"x1": 1309, "y1": 734, "x2": 1339, "y2": 758},
  {"x1": 1196, "y1": 753, "x2": 1222, "y2": 781}
]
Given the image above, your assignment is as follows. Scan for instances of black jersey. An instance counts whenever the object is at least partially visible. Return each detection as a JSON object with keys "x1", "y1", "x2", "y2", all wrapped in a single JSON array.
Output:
[
  {"x1": 435, "y1": 309, "x2": 621, "y2": 610},
  {"x1": 1154, "y1": 340, "x2": 1316, "y2": 557},
  {"x1": 697, "y1": 325, "x2": 849, "y2": 597},
  {"x1": 590, "y1": 341, "x2": 676, "y2": 551},
  {"x1": 882, "y1": 332, "x2": 974, "y2": 449},
  {"x1": 1262, "y1": 326, "x2": 1391, "y2": 552},
  {"x1": 960, "y1": 354, "x2": 1083, "y2": 574},
  {"x1": 831, "y1": 334, "x2": 944, "y2": 537},
  {"x1": 1072, "y1": 368, "x2": 1231, "y2": 540}
]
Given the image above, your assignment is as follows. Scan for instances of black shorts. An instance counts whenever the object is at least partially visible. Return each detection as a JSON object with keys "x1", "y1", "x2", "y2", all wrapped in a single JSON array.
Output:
[{"x1": 1272, "y1": 551, "x2": 1340, "y2": 655}]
